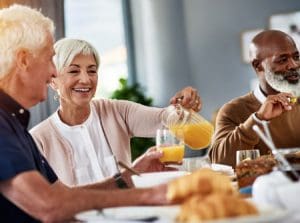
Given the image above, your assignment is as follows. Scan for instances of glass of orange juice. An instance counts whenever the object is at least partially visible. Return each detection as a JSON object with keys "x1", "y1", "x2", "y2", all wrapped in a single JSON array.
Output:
[{"x1": 156, "y1": 129, "x2": 184, "y2": 163}]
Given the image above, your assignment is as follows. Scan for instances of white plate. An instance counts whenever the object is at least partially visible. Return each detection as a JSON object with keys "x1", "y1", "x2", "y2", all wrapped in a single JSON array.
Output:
[
  {"x1": 102, "y1": 205, "x2": 179, "y2": 220},
  {"x1": 75, "y1": 206, "x2": 178, "y2": 222},
  {"x1": 204, "y1": 205, "x2": 289, "y2": 223},
  {"x1": 131, "y1": 171, "x2": 189, "y2": 188},
  {"x1": 75, "y1": 205, "x2": 289, "y2": 223}
]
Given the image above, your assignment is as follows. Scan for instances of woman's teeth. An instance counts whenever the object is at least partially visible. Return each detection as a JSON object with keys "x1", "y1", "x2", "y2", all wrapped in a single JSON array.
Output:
[{"x1": 73, "y1": 88, "x2": 90, "y2": 92}]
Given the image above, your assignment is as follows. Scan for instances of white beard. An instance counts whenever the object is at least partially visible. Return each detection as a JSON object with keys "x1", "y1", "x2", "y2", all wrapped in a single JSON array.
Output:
[{"x1": 265, "y1": 69, "x2": 300, "y2": 97}]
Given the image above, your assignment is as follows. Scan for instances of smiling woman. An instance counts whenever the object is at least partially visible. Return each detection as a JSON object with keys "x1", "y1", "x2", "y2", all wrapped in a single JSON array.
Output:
[
  {"x1": 52, "y1": 53, "x2": 98, "y2": 124},
  {"x1": 30, "y1": 38, "x2": 202, "y2": 187}
]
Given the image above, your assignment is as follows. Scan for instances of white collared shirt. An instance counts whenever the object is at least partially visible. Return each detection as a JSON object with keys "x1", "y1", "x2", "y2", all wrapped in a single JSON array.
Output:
[
  {"x1": 51, "y1": 104, "x2": 119, "y2": 185},
  {"x1": 252, "y1": 84, "x2": 269, "y2": 124},
  {"x1": 253, "y1": 84, "x2": 266, "y2": 104}
]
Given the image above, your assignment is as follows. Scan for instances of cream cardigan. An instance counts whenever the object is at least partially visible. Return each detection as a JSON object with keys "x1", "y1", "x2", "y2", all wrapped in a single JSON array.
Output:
[{"x1": 30, "y1": 99, "x2": 165, "y2": 186}]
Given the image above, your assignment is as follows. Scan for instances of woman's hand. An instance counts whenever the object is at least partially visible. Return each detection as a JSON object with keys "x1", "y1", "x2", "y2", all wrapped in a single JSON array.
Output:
[
  {"x1": 169, "y1": 86, "x2": 202, "y2": 112},
  {"x1": 132, "y1": 147, "x2": 179, "y2": 173}
]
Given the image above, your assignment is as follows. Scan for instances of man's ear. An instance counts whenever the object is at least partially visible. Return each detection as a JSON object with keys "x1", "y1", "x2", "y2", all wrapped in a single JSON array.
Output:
[
  {"x1": 16, "y1": 49, "x2": 30, "y2": 71},
  {"x1": 251, "y1": 59, "x2": 264, "y2": 72}
]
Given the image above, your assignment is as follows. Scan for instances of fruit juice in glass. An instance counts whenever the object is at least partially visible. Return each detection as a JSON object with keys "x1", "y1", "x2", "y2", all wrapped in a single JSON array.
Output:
[
  {"x1": 159, "y1": 145, "x2": 185, "y2": 163},
  {"x1": 156, "y1": 129, "x2": 185, "y2": 163},
  {"x1": 170, "y1": 121, "x2": 214, "y2": 150}
]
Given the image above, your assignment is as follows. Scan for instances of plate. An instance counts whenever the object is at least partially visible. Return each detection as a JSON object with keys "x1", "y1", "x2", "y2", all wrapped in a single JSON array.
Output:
[
  {"x1": 75, "y1": 204, "x2": 289, "y2": 223},
  {"x1": 131, "y1": 171, "x2": 189, "y2": 188},
  {"x1": 75, "y1": 206, "x2": 179, "y2": 222},
  {"x1": 102, "y1": 205, "x2": 179, "y2": 220},
  {"x1": 203, "y1": 205, "x2": 289, "y2": 223}
]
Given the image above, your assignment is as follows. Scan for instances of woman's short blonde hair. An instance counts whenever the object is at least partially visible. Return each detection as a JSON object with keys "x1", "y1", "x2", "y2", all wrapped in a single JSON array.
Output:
[
  {"x1": 0, "y1": 4, "x2": 54, "y2": 79},
  {"x1": 53, "y1": 38, "x2": 100, "y2": 73}
]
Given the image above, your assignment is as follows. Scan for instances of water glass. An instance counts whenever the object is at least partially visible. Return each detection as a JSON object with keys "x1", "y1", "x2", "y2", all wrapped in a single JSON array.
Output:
[
  {"x1": 236, "y1": 149, "x2": 260, "y2": 165},
  {"x1": 181, "y1": 156, "x2": 211, "y2": 172}
]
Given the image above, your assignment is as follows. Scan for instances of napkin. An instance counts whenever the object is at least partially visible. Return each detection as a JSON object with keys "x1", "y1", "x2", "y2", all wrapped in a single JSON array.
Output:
[{"x1": 253, "y1": 170, "x2": 300, "y2": 215}]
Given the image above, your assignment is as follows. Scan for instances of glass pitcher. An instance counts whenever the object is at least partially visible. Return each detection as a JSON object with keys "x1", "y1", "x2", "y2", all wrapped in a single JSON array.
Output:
[{"x1": 162, "y1": 104, "x2": 214, "y2": 150}]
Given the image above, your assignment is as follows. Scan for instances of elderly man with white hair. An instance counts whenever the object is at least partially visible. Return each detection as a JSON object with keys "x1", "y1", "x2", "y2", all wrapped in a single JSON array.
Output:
[{"x1": 209, "y1": 30, "x2": 300, "y2": 168}]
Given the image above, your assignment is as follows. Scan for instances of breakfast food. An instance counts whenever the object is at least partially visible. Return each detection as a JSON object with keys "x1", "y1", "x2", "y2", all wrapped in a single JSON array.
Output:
[
  {"x1": 235, "y1": 155, "x2": 277, "y2": 188},
  {"x1": 167, "y1": 168, "x2": 235, "y2": 202},
  {"x1": 166, "y1": 168, "x2": 259, "y2": 222},
  {"x1": 284, "y1": 150, "x2": 300, "y2": 165},
  {"x1": 177, "y1": 193, "x2": 258, "y2": 223}
]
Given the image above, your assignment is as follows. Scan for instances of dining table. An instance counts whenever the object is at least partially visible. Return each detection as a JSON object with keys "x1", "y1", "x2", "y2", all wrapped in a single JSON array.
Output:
[
  {"x1": 74, "y1": 203, "x2": 300, "y2": 223},
  {"x1": 75, "y1": 157, "x2": 300, "y2": 223}
]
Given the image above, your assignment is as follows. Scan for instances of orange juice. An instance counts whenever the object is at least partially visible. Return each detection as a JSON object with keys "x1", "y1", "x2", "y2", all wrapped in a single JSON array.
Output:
[
  {"x1": 158, "y1": 145, "x2": 184, "y2": 163},
  {"x1": 170, "y1": 122, "x2": 214, "y2": 149}
]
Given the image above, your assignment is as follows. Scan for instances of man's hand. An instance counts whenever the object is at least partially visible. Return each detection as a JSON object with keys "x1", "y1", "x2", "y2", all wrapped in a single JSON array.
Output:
[
  {"x1": 256, "y1": 92, "x2": 295, "y2": 121},
  {"x1": 132, "y1": 147, "x2": 179, "y2": 173},
  {"x1": 169, "y1": 86, "x2": 202, "y2": 112}
]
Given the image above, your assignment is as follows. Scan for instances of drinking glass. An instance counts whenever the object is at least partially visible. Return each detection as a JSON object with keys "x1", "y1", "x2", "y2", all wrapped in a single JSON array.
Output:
[
  {"x1": 182, "y1": 156, "x2": 211, "y2": 172},
  {"x1": 236, "y1": 149, "x2": 260, "y2": 165},
  {"x1": 156, "y1": 129, "x2": 184, "y2": 163}
]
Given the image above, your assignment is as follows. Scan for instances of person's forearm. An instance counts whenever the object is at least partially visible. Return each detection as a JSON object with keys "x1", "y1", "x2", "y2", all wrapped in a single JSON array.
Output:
[
  {"x1": 79, "y1": 169, "x2": 134, "y2": 190},
  {"x1": 78, "y1": 177, "x2": 118, "y2": 190},
  {"x1": 209, "y1": 115, "x2": 260, "y2": 167},
  {"x1": 48, "y1": 185, "x2": 168, "y2": 222}
]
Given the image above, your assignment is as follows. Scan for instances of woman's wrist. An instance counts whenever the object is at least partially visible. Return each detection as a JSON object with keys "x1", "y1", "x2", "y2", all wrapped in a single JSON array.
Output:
[{"x1": 121, "y1": 169, "x2": 134, "y2": 188}]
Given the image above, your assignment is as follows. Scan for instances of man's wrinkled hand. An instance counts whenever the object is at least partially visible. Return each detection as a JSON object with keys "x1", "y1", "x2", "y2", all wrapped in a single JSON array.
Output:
[{"x1": 256, "y1": 92, "x2": 295, "y2": 121}]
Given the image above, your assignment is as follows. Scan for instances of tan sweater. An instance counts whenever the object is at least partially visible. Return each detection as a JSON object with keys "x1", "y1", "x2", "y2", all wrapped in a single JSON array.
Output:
[
  {"x1": 208, "y1": 92, "x2": 300, "y2": 167},
  {"x1": 30, "y1": 99, "x2": 165, "y2": 186}
]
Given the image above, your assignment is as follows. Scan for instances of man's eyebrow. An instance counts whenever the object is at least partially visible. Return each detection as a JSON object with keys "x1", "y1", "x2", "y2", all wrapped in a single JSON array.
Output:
[
  {"x1": 276, "y1": 51, "x2": 299, "y2": 59},
  {"x1": 274, "y1": 54, "x2": 288, "y2": 59}
]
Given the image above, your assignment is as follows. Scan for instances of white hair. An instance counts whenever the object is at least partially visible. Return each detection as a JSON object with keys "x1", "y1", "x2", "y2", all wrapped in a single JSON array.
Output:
[
  {"x1": 0, "y1": 4, "x2": 54, "y2": 79},
  {"x1": 53, "y1": 38, "x2": 100, "y2": 73},
  {"x1": 264, "y1": 63, "x2": 300, "y2": 96}
]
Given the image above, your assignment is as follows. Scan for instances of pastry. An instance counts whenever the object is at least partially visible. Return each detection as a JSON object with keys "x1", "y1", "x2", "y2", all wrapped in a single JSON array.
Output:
[
  {"x1": 167, "y1": 168, "x2": 235, "y2": 202},
  {"x1": 177, "y1": 193, "x2": 258, "y2": 223},
  {"x1": 235, "y1": 155, "x2": 277, "y2": 188}
]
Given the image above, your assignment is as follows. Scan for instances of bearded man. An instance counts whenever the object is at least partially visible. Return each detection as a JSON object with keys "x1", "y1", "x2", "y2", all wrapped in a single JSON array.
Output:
[{"x1": 209, "y1": 30, "x2": 300, "y2": 167}]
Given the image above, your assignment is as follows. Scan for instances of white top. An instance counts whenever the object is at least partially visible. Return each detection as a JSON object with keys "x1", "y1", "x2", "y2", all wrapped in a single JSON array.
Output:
[
  {"x1": 251, "y1": 84, "x2": 268, "y2": 124},
  {"x1": 51, "y1": 105, "x2": 119, "y2": 185},
  {"x1": 253, "y1": 84, "x2": 266, "y2": 104}
]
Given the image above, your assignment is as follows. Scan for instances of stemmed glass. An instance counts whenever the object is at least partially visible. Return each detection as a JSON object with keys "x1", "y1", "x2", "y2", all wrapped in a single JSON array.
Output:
[{"x1": 236, "y1": 149, "x2": 260, "y2": 165}]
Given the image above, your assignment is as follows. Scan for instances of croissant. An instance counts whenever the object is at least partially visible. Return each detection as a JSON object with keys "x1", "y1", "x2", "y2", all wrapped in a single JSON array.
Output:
[
  {"x1": 177, "y1": 193, "x2": 258, "y2": 223},
  {"x1": 167, "y1": 168, "x2": 235, "y2": 202}
]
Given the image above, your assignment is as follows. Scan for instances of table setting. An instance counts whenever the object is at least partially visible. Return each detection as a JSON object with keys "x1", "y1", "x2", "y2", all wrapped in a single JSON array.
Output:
[{"x1": 75, "y1": 109, "x2": 300, "y2": 223}]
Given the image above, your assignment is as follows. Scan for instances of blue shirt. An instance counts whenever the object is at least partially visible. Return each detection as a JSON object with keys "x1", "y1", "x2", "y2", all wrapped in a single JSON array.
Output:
[{"x1": 0, "y1": 90, "x2": 58, "y2": 223}]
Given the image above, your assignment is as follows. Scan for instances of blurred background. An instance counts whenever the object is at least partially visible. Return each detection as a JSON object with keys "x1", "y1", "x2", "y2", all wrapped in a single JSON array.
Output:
[{"x1": 1, "y1": 0, "x2": 300, "y2": 134}]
